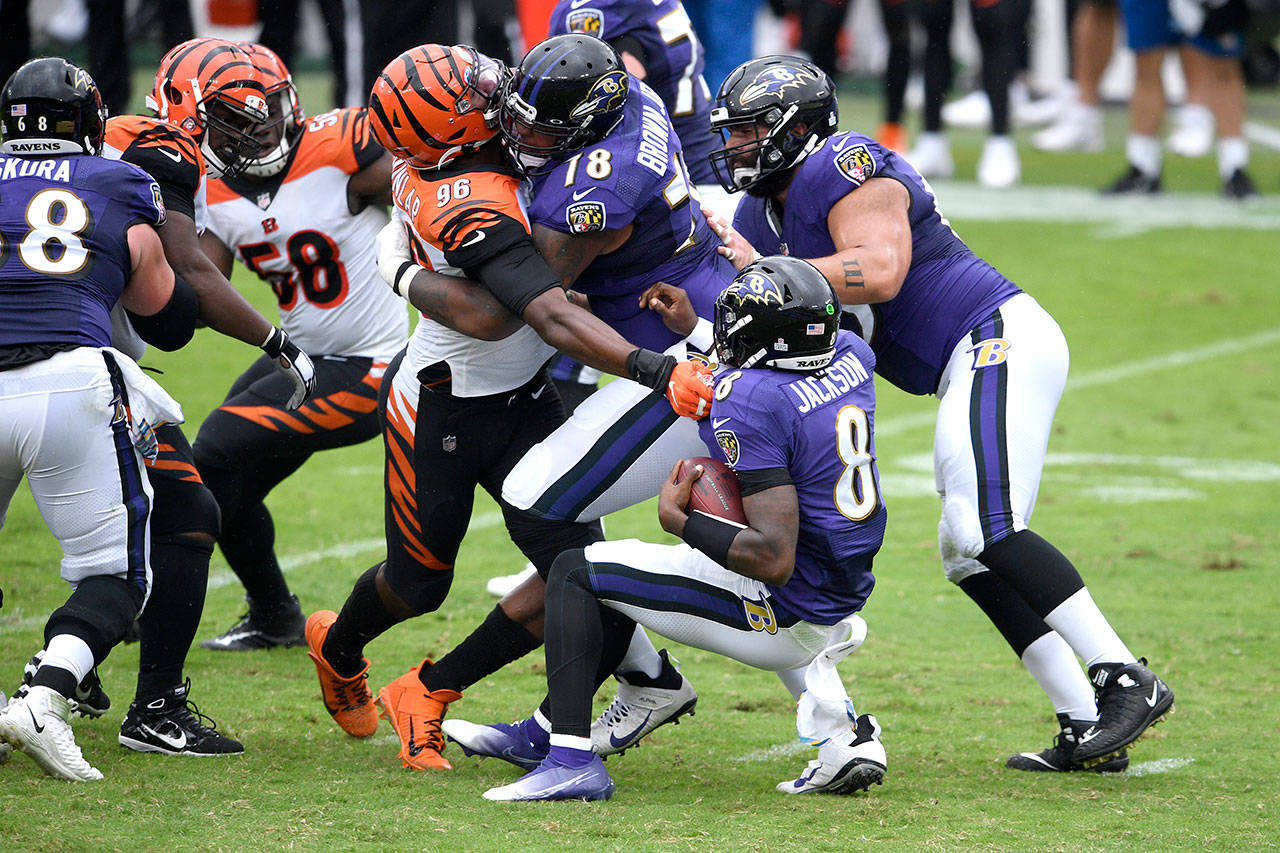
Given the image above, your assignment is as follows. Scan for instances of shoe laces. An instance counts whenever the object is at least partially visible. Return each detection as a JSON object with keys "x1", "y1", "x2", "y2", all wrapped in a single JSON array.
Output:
[
  {"x1": 37, "y1": 694, "x2": 94, "y2": 770},
  {"x1": 156, "y1": 680, "x2": 223, "y2": 736},
  {"x1": 595, "y1": 697, "x2": 633, "y2": 729},
  {"x1": 325, "y1": 670, "x2": 372, "y2": 711}
]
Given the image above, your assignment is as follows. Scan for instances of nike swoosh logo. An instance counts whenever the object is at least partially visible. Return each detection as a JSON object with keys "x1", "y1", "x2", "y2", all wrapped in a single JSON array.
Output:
[
  {"x1": 712, "y1": 417, "x2": 731, "y2": 428},
  {"x1": 1077, "y1": 727, "x2": 1100, "y2": 744},
  {"x1": 459, "y1": 230, "x2": 486, "y2": 248},
  {"x1": 530, "y1": 384, "x2": 547, "y2": 400},
  {"x1": 571, "y1": 187, "x2": 597, "y2": 201},
  {"x1": 157, "y1": 147, "x2": 182, "y2": 163},
  {"x1": 140, "y1": 723, "x2": 187, "y2": 751},
  {"x1": 407, "y1": 719, "x2": 424, "y2": 756},
  {"x1": 1144, "y1": 683, "x2": 1160, "y2": 708},
  {"x1": 28, "y1": 707, "x2": 44, "y2": 734},
  {"x1": 608, "y1": 710, "x2": 652, "y2": 748},
  {"x1": 569, "y1": 0, "x2": 594, "y2": 7}
]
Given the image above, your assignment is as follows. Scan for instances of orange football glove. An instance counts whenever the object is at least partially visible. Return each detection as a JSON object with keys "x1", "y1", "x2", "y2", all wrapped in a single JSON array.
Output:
[{"x1": 666, "y1": 360, "x2": 714, "y2": 419}]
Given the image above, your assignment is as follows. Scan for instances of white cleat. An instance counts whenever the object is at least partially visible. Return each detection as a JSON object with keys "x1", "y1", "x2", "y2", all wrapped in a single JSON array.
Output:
[
  {"x1": 905, "y1": 132, "x2": 954, "y2": 180},
  {"x1": 591, "y1": 650, "x2": 697, "y2": 756},
  {"x1": 486, "y1": 564, "x2": 538, "y2": 598},
  {"x1": 0, "y1": 686, "x2": 103, "y2": 781},
  {"x1": 0, "y1": 691, "x2": 10, "y2": 765},
  {"x1": 1167, "y1": 104, "x2": 1214, "y2": 158},
  {"x1": 777, "y1": 713, "x2": 886, "y2": 795},
  {"x1": 1032, "y1": 104, "x2": 1104, "y2": 153},
  {"x1": 977, "y1": 135, "x2": 1021, "y2": 188}
]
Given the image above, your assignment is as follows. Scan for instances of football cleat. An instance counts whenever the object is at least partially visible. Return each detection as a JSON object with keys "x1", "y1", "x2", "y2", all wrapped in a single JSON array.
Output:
[
  {"x1": 777, "y1": 713, "x2": 886, "y2": 795},
  {"x1": 0, "y1": 685, "x2": 102, "y2": 781},
  {"x1": 441, "y1": 717, "x2": 549, "y2": 770},
  {"x1": 1103, "y1": 166, "x2": 1162, "y2": 195},
  {"x1": 592, "y1": 649, "x2": 697, "y2": 756},
  {"x1": 976, "y1": 135, "x2": 1021, "y2": 188},
  {"x1": 1222, "y1": 169, "x2": 1260, "y2": 200},
  {"x1": 1073, "y1": 658, "x2": 1174, "y2": 767},
  {"x1": 200, "y1": 594, "x2": 306, "y2": 651},
  {"x1": 905, "y1": 132, "x2": 954, "y2": 180},
  {"x1": 486, "y1": 564, "x2": 537, "y2": 598},
  {"x1": 376, "y1": 663, "x2": 461, "y2": 771},
  {"x1": 483, "y1": 751, "x2": 615, "y2": 802},
  {"x1": 0, "y1": 691, "x2": 10, "y2": 765},
  {"x1": 17, "y1": 650, "x2": 110, "y2": 718},
  {"x1": 118, "y1": 680, "x2": 243, "y2": 756},
  {"x1": 1032, "y1": 104, "x2": 1103, "y2": 153},
  {"x1": 1006, "y1": 714, "x2": 1129, "y2": 773},
  {"x1": 305, "y1": 610, "x2": 378, "y2": 737}
]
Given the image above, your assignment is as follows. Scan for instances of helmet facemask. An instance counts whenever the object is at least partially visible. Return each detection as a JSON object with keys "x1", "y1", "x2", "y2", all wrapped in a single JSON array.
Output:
[
  {"x1": 200, "y1": 92, "x2": 268, "y2": 179},
  {"x1": 242, "y1": 83, "x2": 303, "y2": 178}
]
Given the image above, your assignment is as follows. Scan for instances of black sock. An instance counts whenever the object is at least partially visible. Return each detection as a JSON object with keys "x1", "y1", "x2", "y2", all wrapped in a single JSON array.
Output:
[
  {"x1": 958, "y1": 569, "x2": 1053, "y2": 658},
  {"x1": 419, "y1": 605, "x2": 541, "y2": 693},
  {"x1": 31, "y1": 664, "x2": 78, "y2": 699},
  {"x1": 137, "y1": 536, "x2": 211, "y2": 700},
  {"x1": 222, "y1": 504, "x2": 293, "y2": 611},
  {"x1": 544, "y1": 549, "x2": 604, "y2": 738},
  {"x1": 537, "y1": 605, "x2": 636, "y2": 724},
  {"x1": 977, "y1": 529, "x2": 1086, "y2": 619},
  {"x1": 323, "y1": 564, "x2": 399, "y2": 677}
]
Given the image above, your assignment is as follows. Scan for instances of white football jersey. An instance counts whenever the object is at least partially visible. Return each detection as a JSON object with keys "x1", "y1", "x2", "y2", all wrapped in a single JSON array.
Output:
[
  {"x1": 204, "y1": 108, "x2": 408, "y2": 360},
  {"x1": 391, "y1": 161, "x2": 552, "y2": 398}
]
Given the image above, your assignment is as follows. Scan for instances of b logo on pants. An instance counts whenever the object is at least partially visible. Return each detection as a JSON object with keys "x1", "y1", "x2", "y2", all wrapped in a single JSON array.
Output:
[
  {"x1": 969, "y1": 338, "x2": 1011, "y2": 369},
  {"x1": 743, "y1": 595, "x2": 778, "y2": 634}
]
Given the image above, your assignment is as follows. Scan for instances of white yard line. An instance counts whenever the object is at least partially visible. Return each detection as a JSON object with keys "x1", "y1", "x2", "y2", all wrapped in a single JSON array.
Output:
[
  {"x1": 1244, "y1": 121, "x2": 1280, "y2": 152},
  {"x1": 1124, "y1": 757, "x2": 1196, "y2": 777}
]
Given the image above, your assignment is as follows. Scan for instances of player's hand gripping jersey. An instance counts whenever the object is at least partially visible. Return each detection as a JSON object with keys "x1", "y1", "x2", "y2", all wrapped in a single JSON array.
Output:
[
  {"x1": 548, "y1": 0, "x2": 716, "y2": 184},
  {"x1": 732, "y1": 132, "x2": 1021, "y2": 396},
  {"x1": 525, "y1": 79, "x2": 733, "y2": 352},
  {"x1": 204, "y1": 108, "x2": 407, "y2": 359},
  {"x1": 391, "y1": 160, "x2": 554, "y2": 396}
]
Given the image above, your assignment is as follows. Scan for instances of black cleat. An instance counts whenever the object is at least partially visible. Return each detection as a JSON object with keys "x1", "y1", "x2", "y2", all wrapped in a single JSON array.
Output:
[
  {"x1": 1102, "y1": 166, "x2": 1162, "y2": 195},
  {"x1": 1073, "y1": 658, "x2": 1173, "y2": 767},
  {"x1": 1006, "y1": 714, "x2": 1129, "y2": 772},
  {"x1": 1222, "y1": 169, "x2": 1259, "y2": 200},
  {"x1": 200, "y1": 594, "x2": 306, "y2": 651},
  {"x1": 119, "y1": 680, "x2": 244, "y2": 756},
  {"x1": 17, "y1": 650, "x2": 111, "y2": 718}
]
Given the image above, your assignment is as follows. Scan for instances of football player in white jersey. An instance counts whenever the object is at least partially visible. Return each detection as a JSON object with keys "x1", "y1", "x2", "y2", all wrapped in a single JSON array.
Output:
[{"x1": 194, "y1": 44, "x2": 409, "y2": 652}]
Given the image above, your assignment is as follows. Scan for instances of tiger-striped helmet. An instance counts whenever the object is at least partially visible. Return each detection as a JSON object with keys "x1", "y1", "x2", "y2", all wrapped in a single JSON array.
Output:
[
  {"x1": 147, "y1": 37, "x2": 269, "y2": 179},
  {"x1": 239, "y1": 42, "x2": 304, "y2": 178},
  {"x1": 367, "y1": 44, "x2": 506, "y2": 170}
]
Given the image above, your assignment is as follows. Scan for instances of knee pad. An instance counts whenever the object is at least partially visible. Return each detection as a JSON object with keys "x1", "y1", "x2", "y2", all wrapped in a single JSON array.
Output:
[
  {"x1": 508, "y1": 513, "x2": 603, "y2": 578},
  {"x1": 150, "y1": 476, "x2": 221, "y2": 541},
  {"x1": 381, "y1": 561, "x2": 453, "y2": 615},
  {"x1": 45, "y1": 576, "x2": 145, "y2": 662},
  {"x1": 938, "y1": 501, "x2": 989, "y2": 584}
]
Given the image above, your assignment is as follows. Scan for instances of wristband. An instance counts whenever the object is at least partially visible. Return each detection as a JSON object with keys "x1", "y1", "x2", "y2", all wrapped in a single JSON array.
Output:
[
  {"x1": 684, "y1": 318, "x2": 714, "y2": 355},
  {"x1": 626, "y1": 347, "x2": 677, "y2": 392},
  {"x1": 392, "y1": 260, "x2": 422, "y2": 298},
  {"x1": 681, "y1": 509, "x2": 745, "y2": 568}
]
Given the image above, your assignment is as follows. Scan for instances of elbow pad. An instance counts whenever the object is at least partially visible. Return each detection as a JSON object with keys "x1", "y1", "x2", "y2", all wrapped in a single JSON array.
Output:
[{"x1": 125, "y1": 272, "x2": 199, "y2": 352}]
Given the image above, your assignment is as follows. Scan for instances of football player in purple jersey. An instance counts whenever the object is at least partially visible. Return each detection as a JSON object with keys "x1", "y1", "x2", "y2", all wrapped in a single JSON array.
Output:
[
  {"x1": 449, "y1": 257, "x2": 889, "y2": 801},
  {"x1": 706, "y1": 55, "x2": 1174, "y2": 772},
  {"x1": 0, "y1": 59, "x2": 200, "y2": 780}
]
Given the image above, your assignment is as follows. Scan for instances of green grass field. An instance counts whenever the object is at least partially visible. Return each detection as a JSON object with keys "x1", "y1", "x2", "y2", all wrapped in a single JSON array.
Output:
[{"x1": 1, "y1": 71, "x2": 1279, "y2": 850}]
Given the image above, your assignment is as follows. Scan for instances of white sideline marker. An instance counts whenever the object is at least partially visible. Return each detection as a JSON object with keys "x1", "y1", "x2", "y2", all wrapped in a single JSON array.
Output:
[{"x1": 1124, "y1": 757, "x2": 1195, "y2": 777}]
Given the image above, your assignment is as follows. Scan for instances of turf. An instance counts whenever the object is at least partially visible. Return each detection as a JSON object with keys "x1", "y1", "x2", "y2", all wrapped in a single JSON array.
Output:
[{"x1": 1, "y1": 71, "x2": 1278, "y2": 850}]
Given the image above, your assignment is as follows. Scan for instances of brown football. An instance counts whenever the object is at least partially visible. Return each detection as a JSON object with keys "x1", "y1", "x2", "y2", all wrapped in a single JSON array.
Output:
[{"x1": 678, "y1": 456, "x2": 748, "y2": 525}]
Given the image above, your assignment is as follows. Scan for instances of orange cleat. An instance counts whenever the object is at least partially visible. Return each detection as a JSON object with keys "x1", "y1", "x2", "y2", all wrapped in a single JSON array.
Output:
[
  {"x1": 377, "y1": 662, "x2": 462, "y2": 771},
  {"x1": 876, "y1": 121, "x2": 908, "y2": 153},
  {"x1": 305, "y1": 610, "x2": 378, "y2": 738}
]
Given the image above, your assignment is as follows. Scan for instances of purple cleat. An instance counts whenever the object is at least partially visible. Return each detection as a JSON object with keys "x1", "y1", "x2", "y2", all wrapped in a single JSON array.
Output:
[
  {"x1": 440, "y1": 717, "x2": 549, "y2": 770},
  {"x1": 483, "y1": 753, "x2": 615, "y2": 802}
]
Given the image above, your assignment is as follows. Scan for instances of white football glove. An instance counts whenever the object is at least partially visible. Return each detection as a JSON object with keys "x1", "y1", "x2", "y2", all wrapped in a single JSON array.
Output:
[
  {"x1": 376, "y1": 216, "x2": 425, "y2": 299},
  {"x1": 260, "y1": 326, "x2": 316, "y2": 410}
]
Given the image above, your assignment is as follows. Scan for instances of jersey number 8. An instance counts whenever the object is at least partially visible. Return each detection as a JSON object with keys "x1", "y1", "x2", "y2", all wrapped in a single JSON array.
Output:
[{"x1": 0, "y1": 189, "x2": 92, "y2": 277}]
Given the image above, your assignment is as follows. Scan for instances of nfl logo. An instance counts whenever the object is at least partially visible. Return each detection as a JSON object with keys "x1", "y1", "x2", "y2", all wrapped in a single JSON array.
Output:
[
  {"x1": 442, "y1": 435, "x2": 457, "y2": 452},
  {"x1": 256, "y1": 192, "x2": 272, "y2": 210}
]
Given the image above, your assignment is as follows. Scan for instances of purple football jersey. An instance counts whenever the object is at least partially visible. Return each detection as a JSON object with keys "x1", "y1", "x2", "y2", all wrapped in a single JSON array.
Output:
[
  {"x1": 527, "y1": 78, "x2": 735, "y2": 351},
  {"x1": 549, "y1": 0, "x2": 716, "y2": 184},
  {"x1": 0, "y1": 153, "x2": 164, "y2": 350},
  {"x1": 697, "y1": 331, "x2": 884, "y2": 625},
  {"x1": 733, "y1": 132, "x2": 1021, "y2": 395}
]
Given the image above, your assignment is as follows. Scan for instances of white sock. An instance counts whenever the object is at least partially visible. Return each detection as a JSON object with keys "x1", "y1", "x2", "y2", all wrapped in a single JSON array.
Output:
[
  {"x1": 549, "y1": 733, "x2": 593, "y2": 752},
  {"x1": 1020, "y1": 631, "x2": 1098, "y2": 721},
  {"x1": 40, "y1": 634, "x2": 95, "y2": 686},
  {"x1": 1126, "y1": 134, "x2": 1163, "y2": 177},
  {"x1": 531, "y1": 708, "x2": 552, "y2": 734},
  {"x1": 1217, "y1": 137, "x2": 1249, "y2": 179},
  {"x1": 1043, "y1": 588, "x2": 1135, "y2": 668},
  {"x1": 617, "y1": 625, "x2": 663, "y2": 679}
]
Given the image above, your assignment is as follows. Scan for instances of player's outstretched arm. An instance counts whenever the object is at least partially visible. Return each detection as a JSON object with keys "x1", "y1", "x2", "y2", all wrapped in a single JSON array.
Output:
[
  {"x1": 809, "y1": 177, "x2": 913, "y2": 305},
  {"x1": 658, "y1": 462, "x2": 799, "y2": 585}
]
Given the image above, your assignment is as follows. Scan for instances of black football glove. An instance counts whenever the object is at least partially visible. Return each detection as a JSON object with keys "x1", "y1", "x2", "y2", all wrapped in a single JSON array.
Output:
[{"x1": 261, "y1": 326, "x2": 316, "y2": 410}]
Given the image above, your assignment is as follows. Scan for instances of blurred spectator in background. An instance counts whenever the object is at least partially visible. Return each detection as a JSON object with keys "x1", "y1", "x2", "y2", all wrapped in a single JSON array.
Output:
[
  {"x1": 876, "y1": 0, "x2": 953, "y2": 155},
  {"x1": 89, "y1": 0, "x2": 194, "y2": 116},
  {"x1": 0, "y1": 0, "x2": 34, "y2": 89},
  {"x1": 685, "y1": 0, "x2": 759, "y2": 91},
  {"x1": 258, "y1": 0, "x2": 358, "y2": 107},
  {"x1": 1106, "y1": 0, "x2": 1258, "y2": 198},
  {"x1": 1033, "y1": 0, "x2": 1118, "y2": 152}
]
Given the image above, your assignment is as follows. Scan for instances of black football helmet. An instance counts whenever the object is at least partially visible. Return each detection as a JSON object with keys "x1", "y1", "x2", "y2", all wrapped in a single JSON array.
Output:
[
  {"x1": 500, "y1": 34, "x2": 628, "y2": 174},
  {"x1": 1, "y1": 57, "x2": 107, "y2": 157},
  {"x1": 714, "y1": 255, "x2": 840, "y2": 371},
  {"x1": 708, "y1": 55, "x2": 837, "y2": 195}
]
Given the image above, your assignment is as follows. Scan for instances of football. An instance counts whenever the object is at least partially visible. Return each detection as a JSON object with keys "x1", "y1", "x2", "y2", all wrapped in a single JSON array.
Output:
[{"x1": 677, "y1": 456, "x2": 748, "y2": 525}]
